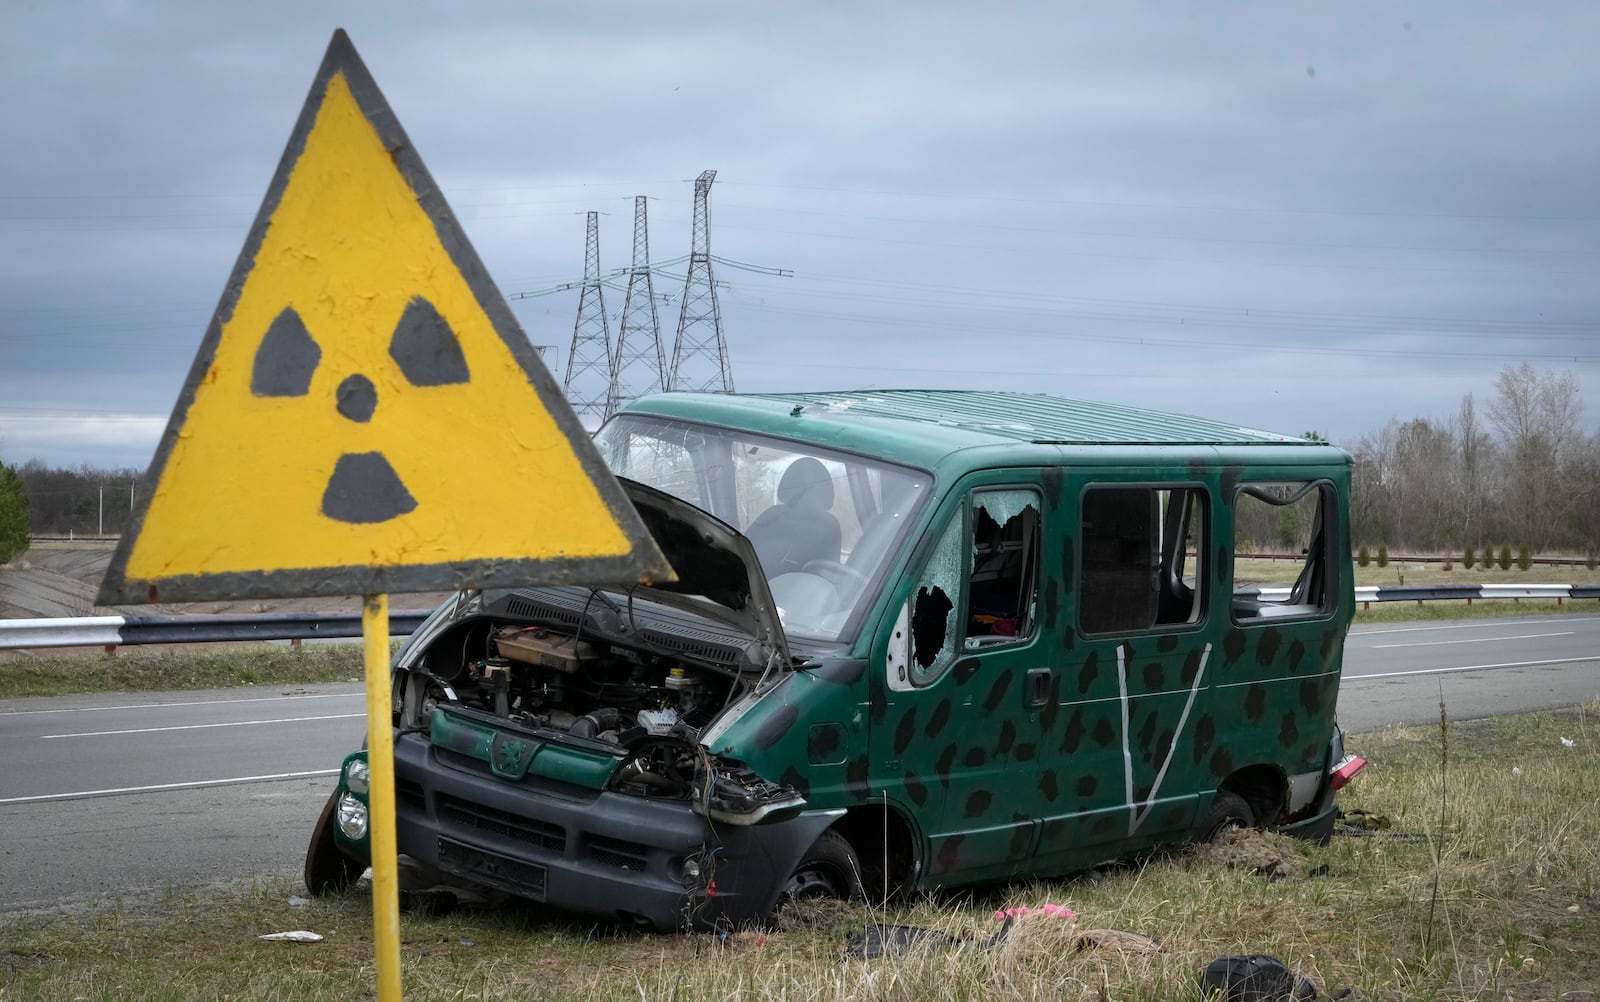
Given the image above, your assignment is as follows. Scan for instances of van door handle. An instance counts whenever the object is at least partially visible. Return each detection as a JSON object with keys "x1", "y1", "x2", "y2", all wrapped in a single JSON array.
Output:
[{"x1": 1026, "y1": 668, "x2": 1051, "y2": 708}]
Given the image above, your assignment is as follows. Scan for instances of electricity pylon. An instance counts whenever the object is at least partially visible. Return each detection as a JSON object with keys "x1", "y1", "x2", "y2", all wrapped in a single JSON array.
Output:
[
  {"x1": 561, "y1": 211, "x2": 612, "y2": 427},
  {"x1": 668, "y1": 170, "x2": 733, "y2": 393},
  {"x1": 607, "y1": 196, "x2": 666, "y2": 417}
]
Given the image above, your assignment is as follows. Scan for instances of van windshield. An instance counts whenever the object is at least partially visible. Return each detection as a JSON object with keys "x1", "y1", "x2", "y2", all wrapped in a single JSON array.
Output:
[{"x1": 595, "y1": 414, "x2": 929, "y2": 642}]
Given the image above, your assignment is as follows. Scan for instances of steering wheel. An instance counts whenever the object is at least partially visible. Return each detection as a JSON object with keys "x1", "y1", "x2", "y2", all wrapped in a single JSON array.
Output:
[{"x1": 801, "y1": 559, "x2": 870, "y2": 595}]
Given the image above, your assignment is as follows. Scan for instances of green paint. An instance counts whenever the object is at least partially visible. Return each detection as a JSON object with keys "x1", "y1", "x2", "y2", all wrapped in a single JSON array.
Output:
[{"x1": 429, "y1": 707, "x2": 619, "y2": 789}]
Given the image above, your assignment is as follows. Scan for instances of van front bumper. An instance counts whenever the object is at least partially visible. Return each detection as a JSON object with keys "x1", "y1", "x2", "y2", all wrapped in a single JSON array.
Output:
[{"x1": 353, "y1": 733, "x2": 838, "y2": 930}]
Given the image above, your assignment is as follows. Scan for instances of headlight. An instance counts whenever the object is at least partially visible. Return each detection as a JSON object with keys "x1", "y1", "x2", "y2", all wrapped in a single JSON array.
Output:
[
  {"x1": 336, "y1": 792, "x2": 369, "y2": 840},
  {"x1": 344, "y1": 758, "x2": 370, "y2": 795}
]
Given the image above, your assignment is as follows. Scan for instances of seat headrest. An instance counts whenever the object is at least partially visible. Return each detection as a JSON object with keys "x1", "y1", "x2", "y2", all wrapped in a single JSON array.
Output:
[{"x1": 776, "y1": 457, "x2": 834, "y2": 510}]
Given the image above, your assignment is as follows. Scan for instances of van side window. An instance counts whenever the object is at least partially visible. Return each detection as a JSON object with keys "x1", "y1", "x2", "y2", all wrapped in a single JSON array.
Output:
[
  {"x1": 1231, "y1": 481, "x2": 1334, "y2": 622},
  {"x1": 1079, "y1": 486, "x2": 1207, "y2": 635},
  {"x1": 909, "y1": 488, "x2": 1041, "y2": 684}
]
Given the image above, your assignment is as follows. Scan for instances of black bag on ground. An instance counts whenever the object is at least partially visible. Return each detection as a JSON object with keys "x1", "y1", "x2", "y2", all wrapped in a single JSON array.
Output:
[{"x1": 1200, "y1": 954, "x2": 1321, "y2": 1001}]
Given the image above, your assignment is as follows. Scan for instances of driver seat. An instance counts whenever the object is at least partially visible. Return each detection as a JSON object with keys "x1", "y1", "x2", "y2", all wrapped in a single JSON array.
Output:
[{"x1": 747, "y1": 458, "x2": 842, "y2": 577}]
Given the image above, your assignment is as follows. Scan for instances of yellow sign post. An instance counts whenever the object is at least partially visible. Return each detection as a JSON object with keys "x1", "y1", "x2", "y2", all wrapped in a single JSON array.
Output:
[{"x1": 99, "y1": 30, "x2": 670, "y2": 1000}]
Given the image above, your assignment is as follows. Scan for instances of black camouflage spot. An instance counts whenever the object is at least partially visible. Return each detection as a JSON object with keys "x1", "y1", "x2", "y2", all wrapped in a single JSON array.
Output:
[
  {"x1": 1043, "y1": 818, "x2": 1067, "y2": 842},
  {"x1": 868, "y1": 677, "x2": 888, "y2": 726},
  {"x1": 1155, "y1": 729, "x2": 1174, "y2": 765},
  {"x1": 1042, "y1": 467, "x2": 1064, "y2": 508},
  {"x1": 936, "y1": 744, "x2": 957, "y2": 789},
  {"x1": 1221, "y1": 464, "x2": 1243, "y2": 497},
  {"x1": 1181, "y1": 648, "x2": 1204, "y2": 685},
  {"x1": 1038, "y1": 770, "x2": 1060, "y2": 801},
  {"x1": 1060, "y1": 538, "x2": 1076, "y2": 592},
  {"x1": 1078, "y1": 652, "x2": 1100, "y2": 694},
  {"x1": 1044, "y1": 580, "x2": 1060, "y2": 630},
  {"x1": 779, "y1": 766, "x2": 811, "y2": 800},
  {"x1": 1211, "y1": 747, "x2": 1235, "y2": 778},
  {"x1": 1187, "y1": 458, "x2": 1209, "y2": 481},
  {"x1": 1157, "y1": 634, "x2": 1179, "y2": 654},
  {"x1": 1008, "y1": 817, "x2": 1032, "y2": 858},
  {"x1": 1320, "y1": 629, "x2": 1337, "y2": 659},
  {"x1": 984, "y1": 672, "x2": 1012, "y2": 712},
  {"x1": 1299, "y1": 679, "x2": 1321, "y2": 715},
  {"x1": 1216, "y1": 544, "x2": 1231, "y2": 582},
  {"x1": 845, "y1": 755, "x2": 870, "y2": 800},
  {"x1": 1256, "y1": 628, "x2": 1282, "y2": 667},
  {"x1": 997, "y1": 721, "x2": 1017, "y2": 755},
  {"x1": 1061, "y1": 630, "x2": 1076, "y2": 653},
  {"x1": 1092, "y1": 719, "x2": 1116, "y2": 747},
  {"x1": 1287, "y1": 639, "x2": 1306, "y2": 672},
  {"x1": 1015, "y1": 743, "x2": 1037, "y2": 762},
  {"x1": 1062, "y1": 710, "x2": 1086, "y2": 754},
  {"x1": 1076, "y1": 774, "x2": 1098, "y2": 797},
  {"x1": 807, "y1": 723, "x2": 842, "y2": 761},
  {"x1": 926, "y1": 699, "x2": 952, "y2": 739},
  {"x1": 810, "y1": 659, "x2": 864, "y2": 685},
  {"x1": 964, "y1": 747, "x2": 987, "y2": 768},
  {"x1": 965, "y1": 791, "x2": 992, "y2": 817},
  {"x1": 755, "y1": 704, "x2": 798, "y2": 750},
  {"x1": 935, "y1": 835, "x2": 963, "y2": 874},
  {"x1": 1143, "y1": 662, "x2": 1164, "y2": 690},
  {"x1": 1137, "y1": 711, "x2": 1159, "y2": 755},
  {"x1": 1134, "y1": 783, "x2": 1152, "y2": 804},
  {"x1": 1092, "y1": 816, "x2": 1116, "y2": 836},
  {"x1": 1193, "y1": 714, "x2": 1216, "y2": 764},
  {"x1": 1279, "y1": 713, "x2": 1299, "y2": 748},
  {"x1": 954, "y1": 658, "x2": 981, "y2": 685},
  {"x1": 904, "y1": 772, "x2": 928, "y2": 808},
  {"x1": 1165, "y1": 805, "x2": 1189, "y2": 829},
  {"x1": 1223, "y1": 629, "x2": 1246, "y2": 666},
  {"x1": 894, "y1": 707, "x2": 918, "y2": 756},
  {"x1": 1244, "y1": 683, "x2": 1266, "y2": 721}
]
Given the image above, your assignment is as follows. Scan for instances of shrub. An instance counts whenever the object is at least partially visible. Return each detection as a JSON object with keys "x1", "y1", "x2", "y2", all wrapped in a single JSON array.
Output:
[
  {"x1": 1442, "y1": 560, "x2": 1452, "y2": 571},
  {"x1": 1463, "y1": 545, "x2": 1476, "y2": 570},
  {"x1": 1376, "y1": 544, "x2": 1389, "y2": 568},
  {"x1": 1517, "y1": 545, "x2": 1532, "y2": 571},
  {"x1": 1357, "y1": 544, "x2": 1370, "y2": 567},
  {"x1": 1498, "y1": 545, "x2": 1513, "y2": 571}
]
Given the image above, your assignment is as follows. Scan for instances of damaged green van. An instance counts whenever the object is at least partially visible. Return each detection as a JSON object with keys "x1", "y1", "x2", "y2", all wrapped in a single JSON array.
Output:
[{"x1": 305, "y1": 390, "x2": 1361, "y2": 930}]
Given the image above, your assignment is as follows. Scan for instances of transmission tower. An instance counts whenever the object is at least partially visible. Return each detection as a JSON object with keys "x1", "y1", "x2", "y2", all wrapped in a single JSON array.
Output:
[
  {"x1": 562, "y1": 211, "x2": 612, "y2": 427},
  {"x1": 668, "y1": 170, "x2": 733, "y2": 393},
  {"x1": 606, "y1": 196, "x2": 666, "y2": 417}
]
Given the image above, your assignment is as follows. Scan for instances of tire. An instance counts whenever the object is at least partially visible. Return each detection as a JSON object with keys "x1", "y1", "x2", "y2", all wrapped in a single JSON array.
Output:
[
  {"x1": 779, "y1": 830, "x2": 865, "y2": 904},
  {"x1": 1195, "y1": 790, "x2": 1256, "y2": 842},
  {"x1": 304, "y1": 788, "x2": 365, "y2": 896}
]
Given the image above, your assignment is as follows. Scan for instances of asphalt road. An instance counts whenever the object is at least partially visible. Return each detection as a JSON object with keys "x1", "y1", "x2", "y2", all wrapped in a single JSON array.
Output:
[{"x1": 2, "y1": 615, "x2": 1597, "y2": 914}]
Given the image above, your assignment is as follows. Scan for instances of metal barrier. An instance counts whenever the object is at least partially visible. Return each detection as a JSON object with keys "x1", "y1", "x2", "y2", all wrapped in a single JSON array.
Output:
[{"x1": 1, "y1": 586, "x2": 1596, "y2": 652}]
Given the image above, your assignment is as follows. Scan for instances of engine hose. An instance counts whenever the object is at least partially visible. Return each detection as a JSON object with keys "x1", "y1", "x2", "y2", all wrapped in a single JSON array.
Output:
[{"x1": 570, "y1": 706, "x2": 625, "y2": 739}]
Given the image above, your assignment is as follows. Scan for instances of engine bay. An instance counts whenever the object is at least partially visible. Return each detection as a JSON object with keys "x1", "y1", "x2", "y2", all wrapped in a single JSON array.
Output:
[{"x1": 399, "y1": 617, "x2": 746, "y2": 800}]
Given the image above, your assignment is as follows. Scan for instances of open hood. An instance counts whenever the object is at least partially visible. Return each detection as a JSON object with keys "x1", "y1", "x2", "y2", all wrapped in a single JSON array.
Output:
[{"x1": 619, "y1": 478, "x2": 793, "y2": 672}]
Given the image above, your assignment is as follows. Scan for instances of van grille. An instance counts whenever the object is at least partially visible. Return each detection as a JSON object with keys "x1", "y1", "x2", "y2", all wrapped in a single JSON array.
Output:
[
  {"x1": 590, "y1": 835, "x2": 648, "y2": 871},
  {"x1": 437, "y1": 795, "x2": 566, "y2": 853}
]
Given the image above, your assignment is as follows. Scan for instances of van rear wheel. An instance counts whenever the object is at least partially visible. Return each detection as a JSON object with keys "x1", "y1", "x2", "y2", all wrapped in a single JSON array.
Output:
[
  {"x1": 780, "y1": 830, "x2": 864, "y2": 904},
  {"x1": 1196, "y1": 791, "x2": 1256, "y2": 842}
]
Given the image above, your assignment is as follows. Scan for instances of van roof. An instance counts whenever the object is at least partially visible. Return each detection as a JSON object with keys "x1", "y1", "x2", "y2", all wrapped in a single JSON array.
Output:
[{"x1": 623, "y1": 390, "x2": 1338, "y2": 463}]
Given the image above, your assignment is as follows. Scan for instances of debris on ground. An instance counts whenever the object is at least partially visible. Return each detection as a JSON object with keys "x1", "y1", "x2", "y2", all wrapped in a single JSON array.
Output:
[
  {"x1": 257, "y1": 930, "x2": 323, "y2": 943},
  {"x1": 1073, "y1": 928, "x2": 1162, "y2": 956},
  {"x1": 1199, "y1": 954, "x2": 1348, "y2": 1001},
  {"x1": 286, "y1": 895, "x2": 311, "y2": 907},
  {"x1": 841, "y1": 923, "x2": 979, "y2": 960},
  {"x1": 1189, "y1": 827, "x2": 1303, "y2": 880},
  {"x1": 1338, "y1": 807, "x2": 1391, "y2": 831}
]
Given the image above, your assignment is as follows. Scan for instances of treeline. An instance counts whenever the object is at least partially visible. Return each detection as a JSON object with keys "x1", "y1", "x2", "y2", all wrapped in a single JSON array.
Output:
[
  {"x1": 11, "y1": 461, "x2": 151, "y2": 536},
  {"x1": 1350, "y1": 364, "x2": 1600, "y2": 555}
]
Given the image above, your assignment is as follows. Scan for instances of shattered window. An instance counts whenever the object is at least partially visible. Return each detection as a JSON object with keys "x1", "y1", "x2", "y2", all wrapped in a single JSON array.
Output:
[
  {"x1": 909, "y1": 488, "x2": 1041, "y2": 685},
  {"x1": 1079, "y1": 486, "x2": 1207, "y2": 635},
  {"x1": 1231, "y1": 482, "x2": 1334, "y2": 622}
]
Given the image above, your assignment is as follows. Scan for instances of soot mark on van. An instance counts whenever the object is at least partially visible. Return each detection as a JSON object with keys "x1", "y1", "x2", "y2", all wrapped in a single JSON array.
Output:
[{"x1": 926, "y1": 698, "x2": 952, "y2": 739}]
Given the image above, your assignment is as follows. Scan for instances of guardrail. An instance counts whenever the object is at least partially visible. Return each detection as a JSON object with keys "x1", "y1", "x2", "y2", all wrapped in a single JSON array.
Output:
[
  {"x1": 0, "y1": 610, "x2": 432, "y2": 651},
  {"x1": 2, "y1": 585, "x2": 1598, "y2": 652}
]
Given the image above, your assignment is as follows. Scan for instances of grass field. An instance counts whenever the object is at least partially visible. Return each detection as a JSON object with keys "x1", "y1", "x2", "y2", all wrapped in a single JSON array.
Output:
[{"x1": 2, "y1": 701, "x2": 1596, "y2": 1000}]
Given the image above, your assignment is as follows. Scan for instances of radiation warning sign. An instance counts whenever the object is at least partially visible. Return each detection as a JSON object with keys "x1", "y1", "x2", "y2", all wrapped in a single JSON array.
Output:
[{"x1": 98, "y1": 30, "x2": 670, "y2": 604}]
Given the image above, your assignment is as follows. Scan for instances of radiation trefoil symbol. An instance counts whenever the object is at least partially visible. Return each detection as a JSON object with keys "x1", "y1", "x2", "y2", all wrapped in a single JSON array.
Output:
[{"x1": 251, "y1": 296, "x2": 470, "y2": 525}]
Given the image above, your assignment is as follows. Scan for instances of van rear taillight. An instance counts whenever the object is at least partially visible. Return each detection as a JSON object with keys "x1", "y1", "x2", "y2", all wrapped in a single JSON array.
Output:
[{"x1": 1330, "y1": 755, "x2": 1368, "y2": 791}]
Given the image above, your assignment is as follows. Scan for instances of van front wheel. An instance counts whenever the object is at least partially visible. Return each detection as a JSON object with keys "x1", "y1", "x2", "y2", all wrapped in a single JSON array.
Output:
[
  {"x1": 780, "y1": 830, "x2": 864, "y2": 904},
  {"x1": 1196, "y1": 791, "x2": 1256, "y2": 842}
]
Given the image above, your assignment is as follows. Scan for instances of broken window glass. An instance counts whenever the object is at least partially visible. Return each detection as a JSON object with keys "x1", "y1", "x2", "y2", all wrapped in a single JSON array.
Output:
[
  {"x1": 1079, "y1": 486, "x2": 1207, "y2": 635},
  {"x1": 1231, "y1": 482, "x2": 1334, "y2": 621}
]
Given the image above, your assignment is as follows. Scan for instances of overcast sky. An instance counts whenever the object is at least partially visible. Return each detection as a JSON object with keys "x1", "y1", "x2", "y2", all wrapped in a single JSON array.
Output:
[{"x1": 2, "y1": 1, "x2": 1596, "y2": 471}]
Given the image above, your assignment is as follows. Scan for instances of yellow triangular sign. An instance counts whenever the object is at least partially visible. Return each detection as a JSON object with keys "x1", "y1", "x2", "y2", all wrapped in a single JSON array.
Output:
[{"x1": 100, "y1": 30, "x2": 670, "y2": 604}]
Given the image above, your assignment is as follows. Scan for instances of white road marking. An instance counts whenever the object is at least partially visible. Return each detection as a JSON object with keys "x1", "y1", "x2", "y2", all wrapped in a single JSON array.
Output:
[
  {"x1": 1353, "y1": 617, "x2": 1598, "y2": 637},
  {"x1": 1371, "y1": 631, "x2": 1574, "y2": 649},
  {"x1": 0, "y1": 769, "x2": 340, "y2": 805},
  {"x1": 1345, "y1": 656, "x2": 1599, "y2": 681},
  {"x1": 40, "y1": 712, "x2": 366, "y2": 739},
  {"x1": 0, "y1": 691, "x2": 362, "y2": 717}
]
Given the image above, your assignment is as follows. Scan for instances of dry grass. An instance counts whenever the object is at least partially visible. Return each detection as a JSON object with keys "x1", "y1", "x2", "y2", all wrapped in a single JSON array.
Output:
[
  {"x1": 4, "y1": 701, "x2": 1597, "y2": 1000},
  {"x1": 0, "y1": 644, "x2": 366, "y2": 699}
]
